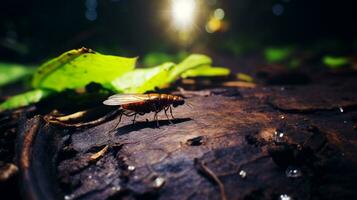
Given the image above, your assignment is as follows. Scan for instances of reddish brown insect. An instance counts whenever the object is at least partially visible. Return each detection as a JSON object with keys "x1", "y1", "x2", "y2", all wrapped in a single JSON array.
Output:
[{"x1": 103, "y1": 93, "x2": 185, "y2": 127}]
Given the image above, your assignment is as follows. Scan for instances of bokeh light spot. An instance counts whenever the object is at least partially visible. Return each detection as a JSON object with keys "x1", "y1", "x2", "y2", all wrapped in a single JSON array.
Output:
[
  {"x1": 85, "y1": 0, "x2": 98, "y2": 21},
  {"x1": 213, "y1": 8, "x2": 225, "y2": 20},
  {"x1": 171, "y1": 0, "x2": 196, "y2": 30},
  {"x1": 272, "y1": 4, "x2": 284, "y2": 16}
]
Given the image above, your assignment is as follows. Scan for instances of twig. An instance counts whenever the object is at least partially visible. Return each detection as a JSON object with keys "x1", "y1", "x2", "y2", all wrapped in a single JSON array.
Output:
[
  {"x1": 0, "y1": 163, "x2": 18, "y2": 181},
  {"x1": 90, "y1": 145, "x2": 109, "y2": 161},
  {"x1": 222, "y1": 81, "x2": 256, "y2": 88},
  {"x1": 51, "y1": 110, "x2": 87, "y2": 121},
  {"x1": 45, "y1": 109, "x2": 121, "y2": 129},
  {"x1": 176, "y1": 87, "x2": 211, "y2": 97},
  {"x1": 194, "y1": 158, "x2": 227, "y2": 200}
]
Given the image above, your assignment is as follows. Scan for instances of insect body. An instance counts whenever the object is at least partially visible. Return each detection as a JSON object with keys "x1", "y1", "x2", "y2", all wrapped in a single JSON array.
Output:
[{"x1": 103, "y1": 93, "x2": 185, "y2": 127}]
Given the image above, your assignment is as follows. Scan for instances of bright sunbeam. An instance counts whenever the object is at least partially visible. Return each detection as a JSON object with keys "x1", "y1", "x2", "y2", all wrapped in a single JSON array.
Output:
[{"x1": 171, "y1": 0, "x2": 196, "y2": 30}]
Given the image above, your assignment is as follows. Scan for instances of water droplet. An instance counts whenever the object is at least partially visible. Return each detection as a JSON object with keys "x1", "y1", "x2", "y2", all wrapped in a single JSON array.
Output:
[
  {"x1": 128, "y1": 165, "x2": 136, "y2": 171},
  {"x1": 64, "y1": 194, "x2": 75, "y2": 200},
  {"x1": 285, "y1": 166, "x2": 302, "y2": 178},
  {"x1": 280, "y1": 194, "x2": 292, "y2": 200},
  {"x1": 111, "y1": 186, "x2": 121, "y2": 191},
  {"x1": 339, "y1": 107, "x2": 344, "y2": 113},
  {"x1": 152, "y1": 176, "x2": 165, "y2": 188},
  {"x1": 274, "y1": 130, "x2": 285, "y2": 143},
  {"x1": 280, "y1": 115, "x2": 285, "y2": 119},
  {"x1": 239, "y1": 170, "x2": 247, "y2": 178},
  {"x1": 343, "y1": 121, "x2": 347, "y2": 124},
  {"x1": 88, "y1": 175, "x2": 92, "y2": 179}
]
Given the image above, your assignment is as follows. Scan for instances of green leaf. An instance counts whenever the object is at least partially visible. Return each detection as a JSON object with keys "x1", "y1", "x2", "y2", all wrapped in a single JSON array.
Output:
[
  {"x1": 32, "y1": 48, "x2": 137, "y2": 91},
  {"x1": 107, "y1": 62, "x2": 175, "y2": 93},
  {"x1": 236, "y1": 73, "x2": 254, "y2": 82},
  {"x1": 108, "y1": 54, "x2": 225, "y2": 94},
  {"x1": 1, "y1": 51, "x2": 226, "y2": 111},
  {"x1": 0, "y1": 62, "x2": 34, "y2": 87},
  {"x1": 264, "y1": 47, "x2": 294, "y2": 63},
  {"x1": 168, "y1": 54, "x2": 212, "y2": 82},
  {"x1": 0, "y1": 89, "x2": 53, "y2": 111},
  {"x1": 181, "y1": 65, "x2": 230, "y2": 78},
  {"x1": 322, "y1": 56, "x2": 349, "y2": 69}
]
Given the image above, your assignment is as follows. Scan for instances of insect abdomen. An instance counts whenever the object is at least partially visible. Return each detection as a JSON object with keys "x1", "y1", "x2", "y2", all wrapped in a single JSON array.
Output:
[{"x1": 121, "y1": 94, "x2": 180, "y2": 114}]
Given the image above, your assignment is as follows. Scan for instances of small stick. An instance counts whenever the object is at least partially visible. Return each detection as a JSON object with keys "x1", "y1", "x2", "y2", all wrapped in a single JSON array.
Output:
[
  {"x1": 177, "y1": 87, "x2": 211, "y2": 97},
  {"x1": 194, "y1": 159, "x2": 227, "y2": 200},
  {"x1": 90, "y1": 145, "x2": 109, "y2": 161},
  {"x1": 53, "y1": 110, "x2": 87, "y2": 121},
  {"x1": 222, "y1": 81, "x2": 256, "y2": 88},
  {"x1": 46, "y1": 109, "x2": 121, "y2": 129}
]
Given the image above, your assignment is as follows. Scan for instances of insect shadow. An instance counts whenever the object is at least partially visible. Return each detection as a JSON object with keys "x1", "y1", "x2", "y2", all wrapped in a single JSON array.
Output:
[{"x1": 115, "y1": 118, "x2": 192, "y2": 135}]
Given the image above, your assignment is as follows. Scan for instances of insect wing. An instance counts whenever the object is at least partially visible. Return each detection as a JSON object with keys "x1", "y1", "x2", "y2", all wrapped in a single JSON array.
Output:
[{"x1": 103, "y1": 94, "x2": 150, "y2": 106}]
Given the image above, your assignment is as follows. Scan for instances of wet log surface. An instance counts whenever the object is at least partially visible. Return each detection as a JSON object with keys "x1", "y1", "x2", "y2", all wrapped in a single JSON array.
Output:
[{"x1": 1, "y1": 64, "x2": 357, "y2": 200}]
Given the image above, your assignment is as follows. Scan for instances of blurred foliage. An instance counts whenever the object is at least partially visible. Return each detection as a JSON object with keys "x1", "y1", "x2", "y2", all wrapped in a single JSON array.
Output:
[
  {"x1": 220, "y1": 37, "x2": 260, "y2": 56},
  {"x1": 0, "y1": 89, "x2": 52, "y2": 111},
  {"x1": 181, "y1": 66, "x2": 229, "y2": 78},
  {"x1": 263, "y1": 46, "x2": 303, "y2": 69},
  {"x1": 236, "y1": 73, "x2": 254, "y2": 82},
  {"x1": 0, "y1": 49, "x2": 229, "y2": 111},
  {"x1": 142, "y1": 52, "x2": 189, "y2": 67},
  {"x1": 289, "y1": 59, "x2": 301, "y2": 69},
  {"x1": 0, "y1": 62, "x2": 34, "y2": 87},
  {"x1": 322, "y1": 56, "x2": 349, "y2": 69},
  {"x1": 264, "y1": 47, "x2": 294, "y2": 63}
]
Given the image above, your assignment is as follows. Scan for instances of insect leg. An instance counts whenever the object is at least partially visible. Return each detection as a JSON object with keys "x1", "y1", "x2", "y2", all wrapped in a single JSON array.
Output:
[
  {"x1": 154, "y1": 111, "x2": 160, "y2": 127},
  {"x1": 132, "y1": 113, "x2": 137, "y2": 124},
  {"x1": 110, "y1": 112, "x2": 123, "y2": 132},
  {"x1": 122, "y1": 110, "x2": 135, "y2": 117},
  {"x1": 119, "y1": 111, "x2": 137, "y2": 125},
  {"x1": 169, "y1": 106, "x2": 175, "y2": 119},
  {"x1": 164, "y1": 106, "x2": 173, "y2": 124},
  {"x1": 153, "y1": 104, "x2": 160, "y2": 127}
]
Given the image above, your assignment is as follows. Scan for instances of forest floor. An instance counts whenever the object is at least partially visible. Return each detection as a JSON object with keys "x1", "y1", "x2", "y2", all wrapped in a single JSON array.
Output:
[{"x1": 1, "y1": 52, "x2": 357, "y2": 200}]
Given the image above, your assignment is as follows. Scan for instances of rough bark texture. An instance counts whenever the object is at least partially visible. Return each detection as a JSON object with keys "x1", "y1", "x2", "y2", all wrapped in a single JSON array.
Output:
[{"x1": 1, "y1": 64, "x2": 357, "y2": 200}]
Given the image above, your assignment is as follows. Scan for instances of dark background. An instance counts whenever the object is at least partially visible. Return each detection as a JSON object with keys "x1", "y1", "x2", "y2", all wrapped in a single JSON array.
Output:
[{"x1": 0, "y1": 0, "x2": 356, "y2": 63}]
